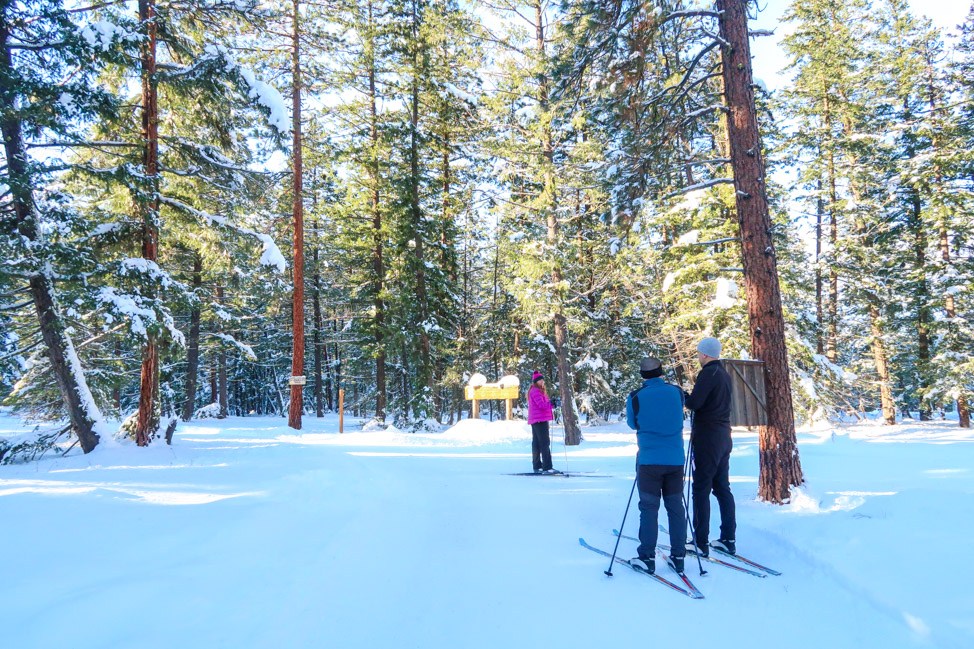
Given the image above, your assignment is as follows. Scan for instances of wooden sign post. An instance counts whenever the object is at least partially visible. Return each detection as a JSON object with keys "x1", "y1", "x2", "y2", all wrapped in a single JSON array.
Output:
[{"x1": 464, "y1": 383, "x2": 519, "y2": 420}]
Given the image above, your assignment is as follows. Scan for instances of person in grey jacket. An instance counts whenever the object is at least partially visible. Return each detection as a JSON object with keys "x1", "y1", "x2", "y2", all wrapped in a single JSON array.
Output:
[
  {"x1": 685, "y1": 336, "x2": 736, "y2": 557},
  {"x1": 625, "y1": 357, "x2": 687, "y2": 575}
]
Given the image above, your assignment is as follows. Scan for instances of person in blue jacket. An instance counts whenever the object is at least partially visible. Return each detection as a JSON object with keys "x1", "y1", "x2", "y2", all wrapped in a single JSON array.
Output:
[{"x1": 625, "y1": 357, "x2": 687, "y2": 575}]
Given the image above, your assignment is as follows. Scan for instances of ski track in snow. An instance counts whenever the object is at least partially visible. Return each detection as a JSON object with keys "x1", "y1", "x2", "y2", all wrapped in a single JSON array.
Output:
[{"x1": 1, "y1": 413, "x2": 972, "y2": 648}]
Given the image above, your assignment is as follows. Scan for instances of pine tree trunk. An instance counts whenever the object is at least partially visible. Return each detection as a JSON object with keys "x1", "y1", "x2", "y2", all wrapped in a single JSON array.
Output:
[
  {"x1": 717, "y1": 0, "x2": 803, "y2": 503},
  {"x1": 909, "y1": 191, "x2": 932, "y2": 420},
  {"x1": 922, "y1": 67, "x2": 968, "y2": 427},
  {"x1": 535, "y1": 0, "x2": 580, "y2": 445},
  {"x1": 136, "y1": 0, "x2": 160, "y2": 446},
  {"x1": 847, "y1": 174, "x2": 895, "y2": 425},
  {"x1": 323, "y1": 337, "x2": 333, "y2": 412},
  {"x1": 30, "y1": 276, "x2": 103, "y2": 451},
  {"x1": 0, "y1": 17, "x2": 102, "y2": 453},
  {"x1": 182, "y1": 253, "x2": 202, "y2": 421},
  {"x1": 826, "y1": 144, "x2": 839, "y2": 364},
  {"x1": 959, "y1": 398, "x2": 972, "y2": 429},
  {"x1": 939, "y1": 222, "x2": 970, "y2": 427},
  {"x1": 819, "y1": 81, "x2": 840, "y2": 363},
  {"x1": 940, "y1": 229, "x2": 955, "y2": 320},
  {"x1": 312, "y1": 284, "x2": 324, "y2": 417},
  {"x1": 367, "y1": 0, "x2": 386, "y2": 422},
  {"x1": 460, "y1": 212, "x2": 472, "y2": 424},
  {"x1": 216, "y1": 283, "x2": 228, "y2": 419},
  {"x1": 210, "y1": 354, "x2": 218, "y2": 405},
  {"x1": 333, "y1": 318, "x2": 342, "y2": 412},
  {"x1": 867, "y1": 299, "x2": 896, "y2": 425},
  {"x1": 113, "y1": 338, "x2": 121, "y2": 412},
  {"x1": 490, "y1": 231, "x2": 501, "y2": 381},
  {"x1": 434, "y1": 138, "x2": 452, "y2": 421},
  {"x1": 409, "y1": 0, "x2": 432, "y2": 421},
  {"x1": 312, "y1": 213, "x2": 324, "y2": 418},
  {"x1": 815, "y1": 177, "x2": 824, "y2": 355},
  {"x1": 288, "y1": 0, "x2": 305, "y2": 430}
]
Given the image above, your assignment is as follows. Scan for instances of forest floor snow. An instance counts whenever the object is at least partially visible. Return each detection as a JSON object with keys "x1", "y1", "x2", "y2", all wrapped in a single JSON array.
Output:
[{"x1": 1, "y1": 411, "x2": 972, "y2": 649}]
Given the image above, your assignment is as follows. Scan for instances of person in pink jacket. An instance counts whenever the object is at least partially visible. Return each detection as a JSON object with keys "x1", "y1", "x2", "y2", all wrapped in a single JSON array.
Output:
[{"x1": 527, "y1": 371, "x2": 556, "y2": 473}]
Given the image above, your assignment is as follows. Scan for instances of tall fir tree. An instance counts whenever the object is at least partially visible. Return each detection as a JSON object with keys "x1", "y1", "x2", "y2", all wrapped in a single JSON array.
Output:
[{"x1": 0, "y1": 0, "x2": 123, "y2": 453}]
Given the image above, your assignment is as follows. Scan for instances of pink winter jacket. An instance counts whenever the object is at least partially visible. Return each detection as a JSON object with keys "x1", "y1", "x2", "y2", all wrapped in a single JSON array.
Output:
[{"x1": 527, "y1": 385, "x2": 554, "y2": 424}]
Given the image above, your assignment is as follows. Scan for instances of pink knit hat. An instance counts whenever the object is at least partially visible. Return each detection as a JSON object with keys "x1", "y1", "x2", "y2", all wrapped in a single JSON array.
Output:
[{"x1": 532, "y1": 371, "x2": 544, "y2": 383}]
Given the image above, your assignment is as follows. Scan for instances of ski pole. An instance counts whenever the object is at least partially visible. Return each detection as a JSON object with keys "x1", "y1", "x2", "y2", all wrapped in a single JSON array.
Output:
[
  {"x1": 683, "y1": 427, "x2": 706, "y2": 576},
  {"x1": 683, "y1": 428, "x2": 694, "y2": 525},
  {"x1": 605, "y1": 473, "x2": 638, "y2": 576},
  {"x1": 684, "y1": 412, "x2": 694, "y2": 505},
  {"x1": 562, "y1": 428, "x2": 569, "y2": 474},
  {"x1": 683, "y1": 494, "x2": 706, "y2": 576}
]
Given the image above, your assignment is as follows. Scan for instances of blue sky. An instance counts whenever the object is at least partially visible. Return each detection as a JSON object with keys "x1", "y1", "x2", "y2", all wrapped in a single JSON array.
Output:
[{"x1": 750, "y1": 0, "x2": 971, "y2": 90}]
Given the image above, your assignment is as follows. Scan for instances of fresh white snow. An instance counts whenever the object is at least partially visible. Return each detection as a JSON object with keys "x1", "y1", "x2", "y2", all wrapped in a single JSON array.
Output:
[
  {"x1": 713, "y1": 276, "x2": 739, "y2": 308},
  {"x1": 1, "y1": 412, "x2": 971, "y2": 648}
]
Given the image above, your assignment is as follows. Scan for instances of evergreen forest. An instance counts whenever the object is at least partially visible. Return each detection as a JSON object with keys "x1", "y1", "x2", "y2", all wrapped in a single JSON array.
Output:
[{"x1": 2, "y1": 0, "x2": 972, "y2": 465}]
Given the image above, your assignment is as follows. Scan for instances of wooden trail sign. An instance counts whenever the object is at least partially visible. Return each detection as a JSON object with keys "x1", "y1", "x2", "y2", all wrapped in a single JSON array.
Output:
[
  {"x1": 723, "y1": 359, "x2": 767, "y2": 427},
  {"x1": 465, "y1": 384, "x2": 519, "y2": 420}
]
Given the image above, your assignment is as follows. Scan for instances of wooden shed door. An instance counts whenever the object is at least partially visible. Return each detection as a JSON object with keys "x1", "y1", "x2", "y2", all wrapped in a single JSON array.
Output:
[{"x1": 723, "y1": 359, "x2": 767, "y2": 427}]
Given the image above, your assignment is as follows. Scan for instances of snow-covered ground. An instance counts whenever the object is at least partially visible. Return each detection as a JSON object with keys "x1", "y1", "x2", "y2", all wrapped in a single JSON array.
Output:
[{"x1": 1, "y1": 411, "x2": 971, "y2": 649}]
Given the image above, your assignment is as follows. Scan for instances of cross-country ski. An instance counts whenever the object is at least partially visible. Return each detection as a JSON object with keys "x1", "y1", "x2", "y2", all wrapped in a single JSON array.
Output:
[{"x1": 578, "y1": 538, "x2": 702, "y2": 599}]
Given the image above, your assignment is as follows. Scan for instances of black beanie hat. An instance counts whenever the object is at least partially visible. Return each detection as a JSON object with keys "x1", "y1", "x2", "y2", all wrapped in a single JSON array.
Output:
[{"x1": 639, "y1": 357, "x2": 664, "y2": 379}]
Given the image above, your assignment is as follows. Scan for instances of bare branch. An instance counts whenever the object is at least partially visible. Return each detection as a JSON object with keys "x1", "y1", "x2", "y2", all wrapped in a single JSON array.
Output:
[
  {"x1": 679, "y1": 237, "x2": 740, "y2": 247},
  {"x1": 0, "y1": 337, "x2": 44, "y2": 363},
  {"x1": 663, "y1": 178, "x2": 734, "y2": 199},
  {"x1": 663, "y1": 10, "x2": 722, "y2": 22},
  {"x1": 0, "y1": 299, "x2": 33, "y2": 312},
  {"x1": 684, "y1": 158, "x2": 732, "y2": 167}
]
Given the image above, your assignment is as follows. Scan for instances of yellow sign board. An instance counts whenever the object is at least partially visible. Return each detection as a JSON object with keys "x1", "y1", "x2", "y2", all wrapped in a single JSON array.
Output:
[{"x1": 464, "y1": 384, "x2": 519, "y2": 400}]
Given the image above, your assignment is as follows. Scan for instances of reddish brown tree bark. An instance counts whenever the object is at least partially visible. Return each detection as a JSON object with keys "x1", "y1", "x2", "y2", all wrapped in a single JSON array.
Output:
[
  {"x1": 288, "y1": 0, "x2": 305, "y2": 430},
  {"x1": 136, "y1": 0, "x2": 160, "y2": 446},
  {"x1": 718, "y1": 0, "x2": 803, "y2": 503}
]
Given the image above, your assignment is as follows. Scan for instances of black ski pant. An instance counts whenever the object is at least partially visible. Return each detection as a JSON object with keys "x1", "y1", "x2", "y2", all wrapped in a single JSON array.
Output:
[
  {"x1": 690, "y1": 439, "x2": 736, "y2": 545},
  {"x1": 636, "y1": 464, "x2": 687, "y2": 560},
  {"x1": 531, "y1": 421, "x2": 553, "y2": 471}
]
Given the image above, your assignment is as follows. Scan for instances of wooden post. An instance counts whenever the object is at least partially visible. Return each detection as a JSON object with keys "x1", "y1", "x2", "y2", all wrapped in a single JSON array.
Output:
[
  {"x1": 505, "y1": 399, "x2": 512, "y2": 420},
  {"x1": 338, "y1": 388, "x2": 344, "y2": 434},
  {"x1": 465, "y1": 384, "x2": 517, "y2": 420}
]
